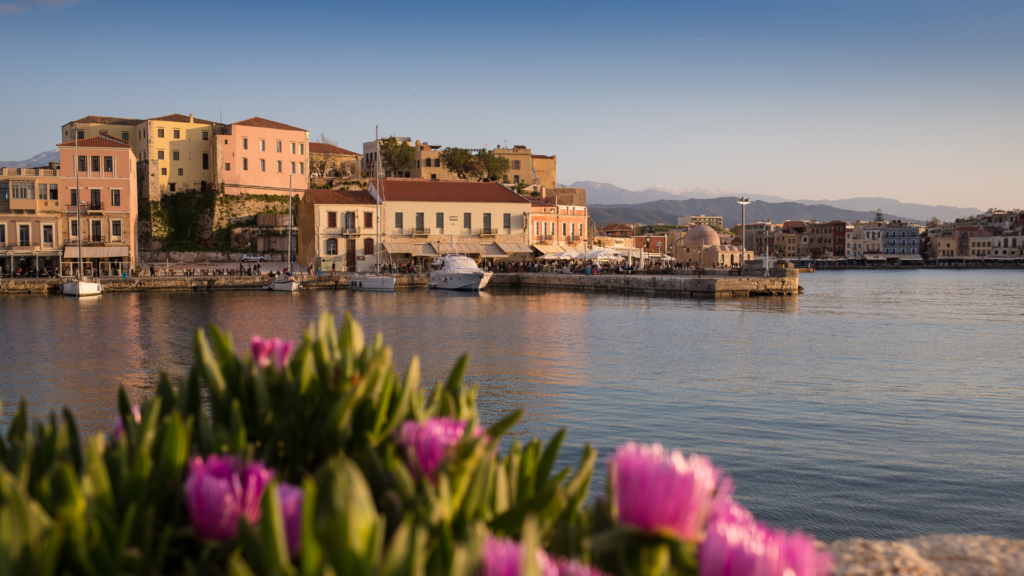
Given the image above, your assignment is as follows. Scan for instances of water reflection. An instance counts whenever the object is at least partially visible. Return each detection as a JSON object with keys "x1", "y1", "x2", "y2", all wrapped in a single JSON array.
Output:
[{"x1": 2, "y1": 271, "x2": 1023, "y2": 542}]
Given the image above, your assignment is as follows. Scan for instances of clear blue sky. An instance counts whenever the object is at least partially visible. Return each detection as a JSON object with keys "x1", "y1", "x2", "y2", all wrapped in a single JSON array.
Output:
[{"x1": 2, "y1": 0, "x2": 1021, "y2": 207}]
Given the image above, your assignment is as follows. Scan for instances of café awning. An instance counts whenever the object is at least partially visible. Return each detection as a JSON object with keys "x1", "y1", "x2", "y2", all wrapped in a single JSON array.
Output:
[
  {"x1": 482, "y1": 244, "x2": 507, "y2": 257},
  {"x1": 413, "y1": 244, "x2": 437, "y2": 256},
  {"x1": 454, "y1": 243, "x2": 484, "y2": 254},
  {"x1": 899, "y1": 255, "x2": 923, "y2": 261},
  {"x1": 64, "y1": 246, "x2": 129, "y2": 259},
  {"x1": 863, "y1": 255, "x2": 887, "y2": 261},
  {"x1": 531, "y1": 244, "x2": 561, "y2": 254},
  {"x1": 384, "y1": 242, "x2": 416, "y2": 254},
  {"x1": 496, "y1": 242, "x2": 533, "y2": 254}
]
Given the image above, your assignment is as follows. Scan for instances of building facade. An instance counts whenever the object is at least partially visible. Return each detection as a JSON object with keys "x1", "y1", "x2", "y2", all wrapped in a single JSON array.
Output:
[
  {"x1": 678, "y1": 215, "x2": 724, "y2": 228},
  {"x1": 0, "y1": 164, "x2": 63, "y2": 275},
  {"x1": 881, "y1": 221, "x2": 921, "y2": 256},
  {"x1": 309, "y1": 143, "x2": 362, "y2": 179},
  {"x1": 213, "y1": 117, "x2": 310, "y2": 194},
  {"x1": 296, "y1": 189, "x2": 380, "y2": 273},
  {"x1": 527, "y1": 193, "x2": 588, "y2": 255}
]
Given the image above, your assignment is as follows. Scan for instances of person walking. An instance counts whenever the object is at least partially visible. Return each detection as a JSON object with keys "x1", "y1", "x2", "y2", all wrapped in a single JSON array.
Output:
[{"x1": 331, "y1": 262, "x2": 336, "y2": 276}]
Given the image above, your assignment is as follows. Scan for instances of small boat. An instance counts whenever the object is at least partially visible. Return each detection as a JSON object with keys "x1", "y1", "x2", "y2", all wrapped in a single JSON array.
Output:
[
  {"x1": 427, "y1": 253, "x2": 492, "y2": 291},
  {"x1": 61, "y1": 278, "x2": 102, "y2": 297},
  {"x1": 349, "y1": 273, "x2": 396, "y2": 291},
  {"x1": 271, "y1": 273, "x2": 300, "y2": 292}
]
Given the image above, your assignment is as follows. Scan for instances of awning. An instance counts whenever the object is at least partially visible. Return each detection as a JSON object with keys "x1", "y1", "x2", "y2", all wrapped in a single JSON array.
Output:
[
  {"x1": 384, "y1": 242, "x2": 416, "y2": 254},
  {"x1": 863, "y1": 255, "x2": 887, "y2": 261},
  {"x1": 899, "y1": 255, "x2": 923, "y2": 261},
  {"x1": 531, "y1": 244, "x2": 562, "y2": 254},
  {"x1": 64, "y1": 246, "x2": 129, "y2": 259},
  {"x1": 482, "y1": 244, "x2": 507, "y2": 257},
  {"x1": 455, "y1": 243, "x2": 484, "y2": 254},
  {"x1": 496, "y1": 242, "x2": 533, "y2": 254},
  {"x1": 413, "y1": 244, "x2": 438, "y2": 256}
]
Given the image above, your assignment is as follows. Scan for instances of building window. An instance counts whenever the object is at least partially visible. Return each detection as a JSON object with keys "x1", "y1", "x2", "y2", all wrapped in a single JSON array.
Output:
[
  {"x1": 172, "y1": 151, "x2": 180, "y2": 161},
  {"x1": 78, "y1": 155, "x2": 86, "y2": 172},
  {"x1": 202, "y1": 131, "x2": 209, "y2": 140},
  {"x1": 43, "y1": 225, "x2": 53, "y2": 244},
  {"x1": 70, "y1": 189, "x2": 77, "y2": 205},
  {"x1": 243, "y1": 158, "x2": 248, "y2": 171},
  {"x1": 512, "y1": 160, "x2": 521, "y2": 169},
  {"x1": 19, "y1": 224, "x2": 29, "y2": 246},
  {"x1": 463, "y1": 213, "x2": 471, "y2": 230},
  {"x1": 503, "y1": 213, "x2": 511, "y2": 230},
  {"x1": 171, "y1": 129, "x2": 180, "y2": 139},
  {"x1": 158, "y1": 150, "x2": 165, "y2": 160},
  {"x1": 243, "y1": 138, "x2": 248, "y2": 150},
  {"x1": 326, "y1": 238, "x2": 338, "y2": 255},
  {"x1": 169, "y1": 183, "x2": 176, "y2": 192},
  {"x1": 112, "y1": 220, "x2": 122, "y2": 238},
  {"x1": 436, "y1": 212, "x2": 444, "y2": 230},
  {"x1": 563, "y1": 223, "x2": 567, "y2": 236},
  {"x1": 395, "y1": 212, "x2": 403, "y2": 230},
  {"x1": 161, "y1": 167, "x2": 167, "y2": 175},
  {"x1": 260, "y1": 140, "x2": 266, "y2": 152},
  {"x1": 77, "y1": 130, "x2": 84, "y2": 139},
  {"x1": 364, "y1": 212, "x2": 372, "y2": 228},
  {"x1": 277, "y1": 161, "x2": 282, "y2": 173},
  {"x1": 70, "y1": 220, "x2": 77, "y2": 237},
  {"x1": 38, "y1": 183, "x2": 46, "y2": 199},
  {"x1": 327, "y1": 212, "x2": 337, "y2": 228},
  {"x1": 203, "y1": 153, "x2": 209, "y2": 170},
  {"x1": 364, "y1": 238, "x2": 374, "y2": 255},
  {"x1": 483, "y1": 213, "x2": 491, "y2": 231},
  {"x1": 112, "y1": 190, "x2": 121, "y2": 206},
  {"x1": 91, "y1": 156, "x2": 100, "y2": 171},
  {"x1": 276, "y1": 142, "x2": 282, "y2": 153},
  {"x1": 415, "y1": 213, "x2": 424, "y2": 230},
  {"x1": 260, "y1": 159, "x2": 266, "y2": 172},
  {"x1": 513, "y1": 175, "x2": 520, "y2": 184},
  {"x1": 299, "y1": 162, "x2": 304, "y2": 174},
  {"x1": 291, "y1": 162, "x2": 296, "y2": 173},
  {"x1": 225, "y1": 163, "x2": 231, "y2": 171},
  {"x1": 300, "y1": 144, "x2": 304, "y2": 154},
  {"x1": 121, "y1": 132, "x2": 129, "y2": 141},
  {"x1": 291, "y1": 143, "x2": 296, "y2": 154},
  {"x1": 49, "y1": 184, "x2": 58, "y2": 200},
  {"x1": 158, "y1": 129, "x2": 165, "y2": 138},
  {"x1": 102, "y1": 156, "x2": 113, "y2": 172},
  {"x1": 178, "y1": 168, "x2": 184, "y2": 176}
]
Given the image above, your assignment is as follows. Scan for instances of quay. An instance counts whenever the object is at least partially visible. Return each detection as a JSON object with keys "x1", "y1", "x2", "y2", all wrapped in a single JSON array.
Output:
[{"x1": 0, "y1": 268, "x2": 799, "y2": 297}]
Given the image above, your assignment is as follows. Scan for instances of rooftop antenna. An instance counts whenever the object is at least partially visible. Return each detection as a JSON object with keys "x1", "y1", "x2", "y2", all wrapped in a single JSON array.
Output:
[{"x1": 219, "y1": 106, "x2": 222, "y2": 124}]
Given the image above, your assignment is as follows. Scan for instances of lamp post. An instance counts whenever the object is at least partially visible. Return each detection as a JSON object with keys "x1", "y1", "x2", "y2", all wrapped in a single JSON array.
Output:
[{"x1": 736, "y1": 197, "x2": 750, "y2": 273}]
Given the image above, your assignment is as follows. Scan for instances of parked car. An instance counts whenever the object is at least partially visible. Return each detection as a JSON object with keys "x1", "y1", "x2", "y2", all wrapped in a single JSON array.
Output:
[{"x1": 241, "y1": 253, "x2": 266, "y2": 263}]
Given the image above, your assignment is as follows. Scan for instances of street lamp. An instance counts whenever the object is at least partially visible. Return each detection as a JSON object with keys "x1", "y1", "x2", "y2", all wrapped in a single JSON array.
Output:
[{"x1": 736, "y1": 197, "x2": 750, "y2": 273}]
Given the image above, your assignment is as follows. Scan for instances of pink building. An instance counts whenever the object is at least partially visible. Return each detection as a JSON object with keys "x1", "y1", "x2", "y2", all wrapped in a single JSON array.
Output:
[
  {"x1": 57, "y1": 134, "x2": 138, "y2": 274},
  {"x1": 212, "y1": 117, "x2": 310, "y2": 195}
]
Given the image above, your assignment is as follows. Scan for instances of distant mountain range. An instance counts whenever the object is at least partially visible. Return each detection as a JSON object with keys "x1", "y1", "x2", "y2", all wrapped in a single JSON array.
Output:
[
  {"x1": 0, "y1": 149, "x2": 60, "y2": 169},
  {"x1": 588, "y1": 198, "x2": 909, "y2": 229},
  {"x1": 570, "y1": 181, "x2": 981, "y2": 222}
]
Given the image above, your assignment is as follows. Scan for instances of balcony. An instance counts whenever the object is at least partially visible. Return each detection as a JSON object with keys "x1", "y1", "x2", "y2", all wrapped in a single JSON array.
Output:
[
  {"x1": 412, "y1": 228, "x2": 431, "y2": 237},
  {"x1": 536, "y1": 235, "x2": 555, "y2": 243},
  {"x1": 340, "y1": 227, "x2": 362, "y2": 236},
  {"x1": 64, "y1": 202, "x2": 105, "y2": 212},
  {"x1": 479, "y1": 228, "x2": 498, "y2": 237},
  {"x1": 86, "y1": 234, "x2": 106, "y2": 245}
]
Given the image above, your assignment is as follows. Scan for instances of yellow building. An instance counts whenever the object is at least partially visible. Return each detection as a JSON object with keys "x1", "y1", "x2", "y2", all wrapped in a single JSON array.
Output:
[
  {"x1": 771, "y1": 231, "x2": 799, "y2": 257},
  {"x1": 0, "y1": 165, "x2": 63, "y2": 275},
  {"x1": 410, "y1": 141, "x2": 461, "y2": 180}
]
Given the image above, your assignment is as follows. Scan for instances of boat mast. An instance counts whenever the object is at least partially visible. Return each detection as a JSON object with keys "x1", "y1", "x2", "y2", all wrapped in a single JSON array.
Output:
[
  {"x1": 376, "y1": 125, "x2": 380, "y2": 275},
  {"x1": 288, "y1": 174, "x2": 293, "y2": 274},
  {"x1": 75, "y1": 126, "x2": 83, "y2": 280}
]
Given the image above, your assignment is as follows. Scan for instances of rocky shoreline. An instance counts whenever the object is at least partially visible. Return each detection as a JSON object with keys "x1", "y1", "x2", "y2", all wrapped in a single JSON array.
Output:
[{"x1": 830, "y1": 534, "x2": 1024, "y2": 576}]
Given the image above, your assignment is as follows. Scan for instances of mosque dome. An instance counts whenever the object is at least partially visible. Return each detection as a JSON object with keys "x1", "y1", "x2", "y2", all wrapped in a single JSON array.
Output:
[{"x1": 682, "y1": 225, "x2": 721, "y2": 247}]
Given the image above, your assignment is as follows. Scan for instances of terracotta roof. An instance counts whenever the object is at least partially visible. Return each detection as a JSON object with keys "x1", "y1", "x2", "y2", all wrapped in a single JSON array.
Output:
[
  {"x1": 310, "y1": 143, "x2": 360, "y2": 156},
  {"x1": 601, "y1": 223, "x2": 633, "y2": 231},
  {"x1": 71, "y1": 115, "x2": 143, "y2": 126},
  {"x1": 372, "y1": 179, "x2": 531, "y2": 204},
  {"x1": 232, "y1": 117, "x2": 306, "y2": 132},
  {"x1": 57, "y1": 135, "x2": 131, "y2": 148},
  {"x1": 150, "y1": 113, "x2": 220, "y2": 125},
  {"x1": 304, "y1": 189, "x2": 376, "y2": 205},
  {"x1": 531, "y1": 154, "x2": 553, "y2": 159}
]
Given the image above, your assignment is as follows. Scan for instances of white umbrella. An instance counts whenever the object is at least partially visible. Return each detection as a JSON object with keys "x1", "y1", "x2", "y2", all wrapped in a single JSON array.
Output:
[{"x1": 555, "y1": 250, "x2": 581, "y2": 260}]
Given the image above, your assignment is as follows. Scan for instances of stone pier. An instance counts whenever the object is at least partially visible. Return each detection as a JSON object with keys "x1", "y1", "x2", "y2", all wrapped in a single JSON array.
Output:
[{"x1": 490, "y1": 269, "x2": 799, "y2": 297}]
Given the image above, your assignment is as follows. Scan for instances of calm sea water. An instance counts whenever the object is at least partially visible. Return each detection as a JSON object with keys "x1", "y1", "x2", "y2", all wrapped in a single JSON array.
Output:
[{"x1": 2, "y1": 270, "x2": 1022, "y2": 541}]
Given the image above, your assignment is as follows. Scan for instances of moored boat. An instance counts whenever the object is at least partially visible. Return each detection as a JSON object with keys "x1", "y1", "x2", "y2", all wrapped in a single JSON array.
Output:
[{"x1": 427, "y1": 254, "x2": 491, "y2": 291}]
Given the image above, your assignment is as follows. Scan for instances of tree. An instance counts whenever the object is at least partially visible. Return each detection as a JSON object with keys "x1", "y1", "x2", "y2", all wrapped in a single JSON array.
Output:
[
  {"x1": 378, "y1": 136, "x2": 414, "y2": 177},
  {"x1": 438, "y1": 147, "x2": 474, "y2": 179},
  {"x1": 926, "y1": 216, "x2": 941, "y2": 227},
  {"x1": 476, "y1": 149, "x2": 510, "y2": 182},
  {"x1": 309, "y1": 133, "x2": 337, "y2": 179},
  {"x1": 466, "y1": 158, "x2": 487, "y2": 181},
  {"x1": 874, "y1": 209, "x2": 885, "y2": 223}
]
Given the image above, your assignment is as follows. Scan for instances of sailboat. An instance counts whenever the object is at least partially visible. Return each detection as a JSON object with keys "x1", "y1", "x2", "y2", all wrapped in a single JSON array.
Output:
[
  {"x1": 61, "y1": 129, "x2": 103, "y2": 297},
  {"x1": 271, "y1": 175, "x2": 301, "y2": 291},
  {"x1": 350, "y1": 125, "x2": 396, "y2": 292}
]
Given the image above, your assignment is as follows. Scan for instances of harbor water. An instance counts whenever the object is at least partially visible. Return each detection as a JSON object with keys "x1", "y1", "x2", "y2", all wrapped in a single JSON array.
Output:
[{"x1": 1, "y1": 269, "x2": 1022, "y2": 542}]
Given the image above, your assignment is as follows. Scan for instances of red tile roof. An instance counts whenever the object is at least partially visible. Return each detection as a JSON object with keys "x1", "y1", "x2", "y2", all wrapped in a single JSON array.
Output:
[
  {"x1": 373, "y1": 179, "x2": 531, "y2": 204},
  {"x1": 70, "y1": 115, "x2": 143, "y2": 126},
  {"x1": 150, "y1": 113, "x2": 220, "y2": 125},
  {"x1": 57, "y1": 135, "x2": 131, "y2": 148},
  {"x1": 601, "y1": 223, "x2": 633, "y2": 231},
  {"x1": 310, "y1": 143, "x2": 360, "y2": 156},
  {"x1": 232, "y1": 117, "x2": 306, "y2": 132},
  {"x1": 305, "y1": 188, "x2": 376, "y2": 205}
]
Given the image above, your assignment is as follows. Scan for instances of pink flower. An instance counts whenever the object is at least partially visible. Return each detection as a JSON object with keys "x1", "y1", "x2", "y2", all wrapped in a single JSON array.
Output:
[
  {"x1": 250, "y1": 336, "x2": 293, "y2": 371},
  {"x1": 699, "y1": 518, "x2": 832, "y2": 576},
  {"x1": 556, "y1": 558, "x2": 613, "y2": 576},
  {"x1": 183, "y1": 455, "x2": 274, "y2": 542},
  {"x1": 609, "y1": 442, "x2": 723, "y2": 541},
  {"x1": 480, "y1": 536, "x2": 558, "y2": 576},
  {"x1": 111, "y1": 404, "x2": 142, "y2": 442},
  {"x1": 278, "y1": 482, "x2": 303, "y2": 557},
  {"x1": 396, "y1": 417, "x2": 482, "y2": 480}
]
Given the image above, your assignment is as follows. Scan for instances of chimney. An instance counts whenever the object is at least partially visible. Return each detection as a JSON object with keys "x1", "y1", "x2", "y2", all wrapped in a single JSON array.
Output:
[
  {"x1": 540, "y1": 187, "x2": 546, "y2": 199},
  {"x1": 189, "y1": 113, "x2": 194, "y2": 123}
]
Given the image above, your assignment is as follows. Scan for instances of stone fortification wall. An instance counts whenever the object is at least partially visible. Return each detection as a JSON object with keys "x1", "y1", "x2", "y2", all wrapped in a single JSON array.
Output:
[
  {"x1": 549, "y1": 187, "x2": 586, "y2": 206},
  {"x1": 489, "y1": 270, "x2": 799, "y2": 296}
]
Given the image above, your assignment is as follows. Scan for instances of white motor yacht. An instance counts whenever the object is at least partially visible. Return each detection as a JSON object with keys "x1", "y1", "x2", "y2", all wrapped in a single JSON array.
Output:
[{"x1": 427, "y1": 254, "x2": 492, "y2": 291}]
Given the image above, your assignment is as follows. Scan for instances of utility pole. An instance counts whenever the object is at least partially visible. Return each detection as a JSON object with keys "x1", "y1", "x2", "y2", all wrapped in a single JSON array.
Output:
[{"x1": 736, "y1": 197, "x2": 750, "y2": 273}]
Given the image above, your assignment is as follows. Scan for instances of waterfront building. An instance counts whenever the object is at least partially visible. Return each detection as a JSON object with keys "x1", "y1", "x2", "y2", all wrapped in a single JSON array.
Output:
[
  {"x1": 674, "y1": 224, "x2": 750, "y2": 267},
  {"x1": 677, "y1": 214, "x2": 724, "y2": 228},
  {"x1": 212, "y1": 117, "x2": 310, "y2": 195},
  {"x1": 0, "y1": 163, "x2": 63, "y2": 275},
  {"x1": 369, "y1": 179, "x2": 532, "y2": 265},
  {"x1": 56, "y1": 134, "x2": 138, "y2": 275},
  {"x1": 631, "y1": 234, "x2": 669, "y2": 255},
  {"x1": 309, "y1": 143, "x2": 362, "y2": 179},
  {"x1": 845, "y1": 223, "x2": 865, "y2": 258},
  {"x1": 929, "y1": 233, "x2": 957, "y2": 260},
  {"x1": 600, "y1": 223, "x2": 634, "y2": 238},
  {"x1": 862, "y1": 225, "x2": 884, "y2": 258},
  {"x1": 952, "y1": 226, "x2": 987, "y2": 257},
  {"x1": 296, "y1": 189, "x2": 380, "y2": 273},
  {"x1": 527, "y1": 190, "x2": 588, "y2": 256},
  {"x1": 991, "y1": 231, "x2": 1022, "y2": 257},
  {"x1": 771, "y1": 230, "x2": 799, "y2": 257},
  {"x1": 966, "y1": 234, "x2": 994, "y2": 257},
  {"x1": 806, "y1": 222, "x2": 834, "y2": 257},
  {"x1": 830, "y1": 220, "x2": 847, "y2": 256},
  {"x1": 881, "y1": 220, "x2": 921, "y2": 262},
  {"x1": 742, "y1": 221, "x2": 775, "y2": 257},
  {"x1": 781, "y1": 220, "x2": 808, "y2": 234}
]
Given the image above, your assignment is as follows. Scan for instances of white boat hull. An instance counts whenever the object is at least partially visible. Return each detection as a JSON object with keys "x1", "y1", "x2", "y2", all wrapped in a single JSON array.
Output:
[
  {"x1": 428, "y1": 271, "x2": 488, "y2": 291},
  {"x1": 350, "y1": 274, "x2": 396, "y2": 291},
  {"x1": 271, "y1": 278, "x2": 300, "y2": 292},
  {"x1": 61, "y1": 280, "x2": 102, "y2": 297}
]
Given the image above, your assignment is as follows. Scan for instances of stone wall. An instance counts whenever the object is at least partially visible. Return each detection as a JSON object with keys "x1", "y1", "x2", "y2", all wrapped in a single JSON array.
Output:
[
  {"x1": 488, "y1": 270, "x2": 799, "y2": 296},
  {"x1": 138, "y1": 250, "x2": 288, "y2": 263},
  {"x1": 830, "y1": 534, "x2": 1024, "y2": 576}
]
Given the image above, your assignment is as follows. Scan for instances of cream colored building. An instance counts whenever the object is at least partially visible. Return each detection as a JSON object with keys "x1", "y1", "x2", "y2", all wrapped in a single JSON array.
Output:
[
  {"x1": 771, "y1": 231, "x2": 799, "y2": 257},
  {"x1": 362, "y1": 137, "x2": 413, "y2": 178},
  {"x1": 678, "y1": 215, "x2": 724, "y2": 228},
  {"x1": 296, "y1": 189, "x2": 381, "y2": 273},
  {"x1": 410, "y1": 141, "x2": 461, "y2": 180},
  {"x1": 0, "y1": 165, "x2": 63, "y2": 275},
  {"x1": 369, "y1": 179, "x2": 532, "y2": 263}
]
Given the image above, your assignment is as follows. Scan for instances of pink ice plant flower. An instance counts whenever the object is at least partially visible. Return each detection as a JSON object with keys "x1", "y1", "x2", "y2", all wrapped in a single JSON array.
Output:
[
  {"x1": 556, "y1": 558, "x2": 613, "y2": 576},
  {"x1": 610, "y1": 442, "x2": 724, "y2": 541},
  {"x1": 278, "y1": 482, "x2": 304, "y2": 557},
  {"x1": 396, "y1": 417, "x2": 483, "y2": 480},
  {"x1": 699, "y1": 516, "x2": 832, "y2": 576},
  {"x1": 111, "y1": 404, "x2": 142, "y2": 442},
  {"x1": 250, "y1": 336, "x2": 293, "y2": 371},
  {"x1": 480, "y1": 536, "x2": 558, "y2": 576},
  {"x1": 183, "y1": 454, "x2": 274, "y2": 542}
]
